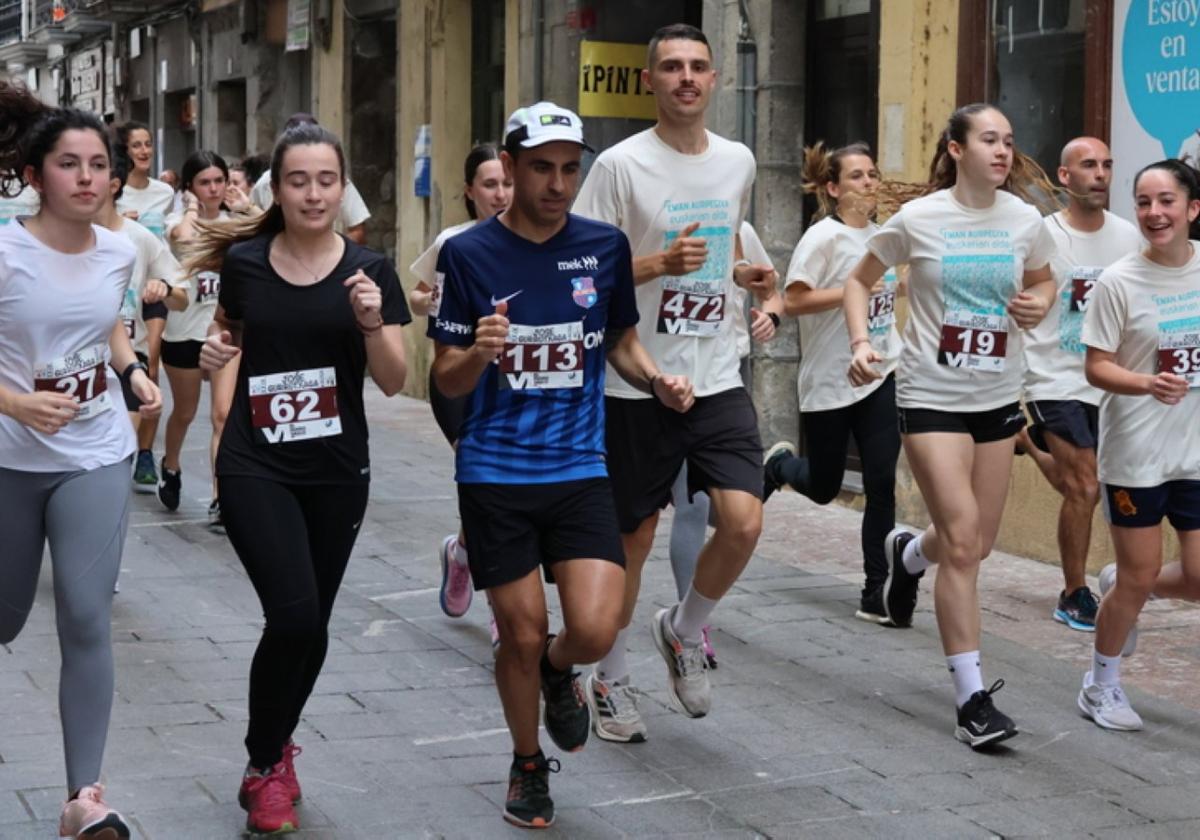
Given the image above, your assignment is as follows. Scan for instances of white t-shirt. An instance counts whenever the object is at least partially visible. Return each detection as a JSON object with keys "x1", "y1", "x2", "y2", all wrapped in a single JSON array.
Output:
[
  {"x1": 866, "y1": 189, "x2": 1056, "y2": 411},
  {"x1": 0, "y1": 185, "x2": 40, "y2": 225},
  {"x1": 1024, "y1": 211, "x2": 1142, "y2": 405},
  {"x1": 0, "y1": 222, "x2": 137, "y2": 472},
  {"x1": 787, "y1": 216, "x2": 901, "y2": 412},
  {"x1": 116, "y1": 219, "x2": 186, "y2": 355},
  {"x1": 115, "y1": 178, "x2": 176, "y2": 241},
  {"x1": 732, "y1": 222, "x2": 763, "y2": 361},
  {"x1": 573, "y1": 128, "x2": 756, "y2": 399},
  {"x1": 163, "y1": 210, "x2": 229, "y2": 343},
  {"x1": 409, "y1": 219, "x2": 477, "y2": 318},
  {"x1": 251, "y1": 171, "x2": 371, "y2": 230},
  {"x1": 1082, "y1": 247, "x2": 1200, "y2": 487}
]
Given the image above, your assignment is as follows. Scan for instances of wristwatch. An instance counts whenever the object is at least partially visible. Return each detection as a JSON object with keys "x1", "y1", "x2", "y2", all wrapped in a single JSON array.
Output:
[{"x1": 121, "y1": 360, "x2": 150, "y2": 382}]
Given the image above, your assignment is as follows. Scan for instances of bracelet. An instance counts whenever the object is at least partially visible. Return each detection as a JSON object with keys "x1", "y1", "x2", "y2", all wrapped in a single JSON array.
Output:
[
  {"x1": 120, "y1": 361, "x2": 149, "y2": 382},
  {"x1": 357, "y1": 318, "x2": 385, "y2": 335},
  {"x1": 849, "y1": 337, "x2": 871, "y2": 350},
  {"x1": 767, "y1": 312, "x2": 781, "y2": 328}
]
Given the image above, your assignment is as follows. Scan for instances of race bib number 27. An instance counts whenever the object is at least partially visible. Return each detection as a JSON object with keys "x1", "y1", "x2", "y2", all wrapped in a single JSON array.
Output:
[
  {"x1": 34, "y1": 343, "x2": 112, "y2": 421},
  {"x1": 249, "y1": 367, "x2": 341, "y2": 444}
]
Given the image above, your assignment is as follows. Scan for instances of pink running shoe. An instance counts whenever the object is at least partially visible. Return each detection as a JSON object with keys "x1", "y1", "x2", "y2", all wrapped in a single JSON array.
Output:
[
  {"x1": 58, "y1": 784, "x2": 130, "y2": 840},
  {"x1": 701, "y1": 625, "x2": 718, "y2": 670},
  {"x1": 281, "y1": 740, "x2": 302, "y2": 802},
  {"x1": 239, "y1": 764, "x2": 299, "y2": 835},
  {"x1": 439, "y1": 535, "x2": 473, "y2": 618}
]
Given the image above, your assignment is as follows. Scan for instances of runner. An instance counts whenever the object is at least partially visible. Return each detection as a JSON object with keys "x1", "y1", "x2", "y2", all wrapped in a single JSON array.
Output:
[
  {"x1": 158, "y1": 150, "x2": 232, "y2": 524},
  {"x1": 196, "y1": 122, "x2": 409, "y2": 834},
  {"x1": 115, "y1": 121, "x2": 176, "y2": 493},
  {"x1": 226, "y1": 162, "x2": 259, "y2": 217},
  {"x1": 764, "y1": 142, "x2": 903, "y2": 626},
  {"x1": 409, "y1": 142, "x2": 511, "y2": 636},
  {"x1": 429, "y1": 101, "x2": 691, "y2": 828},
  {"x1": 667, "y1": 219, "x2": 780, "y2": 674},
  {"x1": 1019, "y1": 137, "x2": 1141, "y2": 632},
  {"x1": 845, "y1": 103, "x2": 1058, "y2": 749},
  {"x1": 1076, "y1": 158, "x2": 1200, "y2": 731},
  {"x1": 573, "y1": 23, "x2": 776, "y2": 739},
  {"x1": 0, "y1": 79, "x2": 162, "y2": 839}
]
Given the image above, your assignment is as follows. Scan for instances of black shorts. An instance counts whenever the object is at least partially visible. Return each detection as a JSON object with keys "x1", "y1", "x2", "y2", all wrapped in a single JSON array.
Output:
[
  {"x1": 457, "y1": 477, "x2": 625, "y2": 590},
  {"x1": 114, "y1": 351, "x2": 149, "y2": 412},
  {"x1": 428, "y1": 367, "x2": 467, "y2": 446},
  {"x1": 606, "y1": 387, "x2": 763, "y2": 534},
  {"x1": 1026, "y1": 399, "x2": 1099, "y2": 452},
  {"x1": 1103, "y1": 481, "x2": 1200, "y2": 530},
  {"x1": 897, "y1": 402, "x2": 1026, "y2": 443},
  {"x1": 161, "y1": 339, "x2": 203, "y2": 370},
  {"x1": 142, "y1": 300, "x2": 168, "y2": 321}
]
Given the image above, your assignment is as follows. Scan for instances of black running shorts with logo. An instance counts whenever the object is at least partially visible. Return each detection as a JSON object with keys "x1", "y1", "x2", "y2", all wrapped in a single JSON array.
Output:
[
  {"x1": 457, "y1": 477, "x2": 625, "y2": 590},
  {"x1": 1102, "y1": 480, "x2": 1200, "y2": 530},
  {"x1": 896, "y1": 402, "x2": 1026, "y2": 444},
  {"x1": 605, "y1": 386, "x2": 764, "y2": 534},
  {"x1": 1026, "y1": 399, "x2": 1099, "y2": 453}
]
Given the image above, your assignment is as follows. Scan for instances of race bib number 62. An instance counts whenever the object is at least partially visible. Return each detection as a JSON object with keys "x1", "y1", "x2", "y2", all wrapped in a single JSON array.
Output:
[{"x1": 249, "y1": 367, "x2": 341, "y2": 443}]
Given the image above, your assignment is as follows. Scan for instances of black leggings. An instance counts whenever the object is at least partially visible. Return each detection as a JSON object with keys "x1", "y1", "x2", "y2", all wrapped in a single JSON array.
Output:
[
  {"x1": 221, "y1": 476, "x2": 370, "y2": 770},
  {"x1": 777, "y1": 375, "x2": 900, "y2": 597}
]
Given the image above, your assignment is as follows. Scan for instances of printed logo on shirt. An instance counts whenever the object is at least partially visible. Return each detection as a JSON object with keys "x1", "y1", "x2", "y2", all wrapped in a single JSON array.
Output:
[
  {"x1": 435, "y1": 318, "x2": 473, "y2": 336},
  {"x1": 490, "y1": 289, "x2": 524, "y2": 307},
  {"x1": 557, "y1": 256, "x2": 599, "y2": 272},
  {"x1": 937, "y1": 240, "x2": 1014, "y2": 372},
  {"x1": 571, "y1": 276, "x2": 598, "y2": 308}
]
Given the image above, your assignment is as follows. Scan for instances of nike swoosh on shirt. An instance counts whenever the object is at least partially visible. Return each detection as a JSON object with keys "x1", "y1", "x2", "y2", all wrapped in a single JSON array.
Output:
[{"x1": 490, "y1": 290, "x2": 524, "y2": 306}]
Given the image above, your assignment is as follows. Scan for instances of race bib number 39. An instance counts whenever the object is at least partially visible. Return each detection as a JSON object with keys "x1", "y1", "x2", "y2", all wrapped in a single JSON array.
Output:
[
  {"x1": 249, "y1": 367, "x2": 341, "y2": 443},
  {"x1": 1158, "y1": 332, "x2": 1200, "y2": 388},
  {"x1": 34, "y1": 344, "x2": 112, "y2": 420},
  {"x1": 500, "y1": 322, "x2": 584, "y2": 390},
  {"x1": 937, "y1": 310, "x2": 1008, "y2": 372}
]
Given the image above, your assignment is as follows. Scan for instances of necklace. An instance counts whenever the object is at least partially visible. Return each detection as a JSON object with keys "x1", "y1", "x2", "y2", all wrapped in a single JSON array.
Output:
[{"x1": 280, "y1": 234, "x2": 334, "y2": 282}]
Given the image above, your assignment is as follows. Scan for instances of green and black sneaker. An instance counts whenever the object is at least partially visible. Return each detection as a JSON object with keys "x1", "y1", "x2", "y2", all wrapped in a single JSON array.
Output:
[
  {"x1": 540, "y1": 635, "x2": 591, "y2": 752},
  {"x1": 503, "y1": 751, "x2": 560, "y2": 829}
]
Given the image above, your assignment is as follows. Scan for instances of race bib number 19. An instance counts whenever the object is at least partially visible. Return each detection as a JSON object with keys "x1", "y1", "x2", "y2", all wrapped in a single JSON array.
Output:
[
  {"x1": 500, "y1": 322, "x2": 584, "y2": 390},
  {"x1": 34, "y1": 343, "x2": 111, "y2": 420},
  {"x1": 937, "y1": 310, "x2": 1008, "y2": 372},
  {"x1": 249, "y1": 367, "x2": 341, "y2": 443}
]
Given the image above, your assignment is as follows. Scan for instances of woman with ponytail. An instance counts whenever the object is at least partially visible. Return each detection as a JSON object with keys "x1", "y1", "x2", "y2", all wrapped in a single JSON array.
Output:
[
  {"x1": 196, "y1": 123, "x2": 409, "y2": 835},
  {"x1": 0, "y1": 80, "x2": 162, "y2": 839},
  {"x1": 843, "y1": 104, "x2": 1057, "y2": 749},
  {"x1": 763, "y1": 142, "x2": 903, "y2": 625}
]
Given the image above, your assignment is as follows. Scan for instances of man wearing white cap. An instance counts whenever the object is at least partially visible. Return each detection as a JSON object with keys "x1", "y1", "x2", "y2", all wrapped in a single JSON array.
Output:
[
  {"x1": 428, "y1": 100, "x2": 693, "y2": 828},
  {"x1": 573, "y1": 23, "x2": 777, "y2": 741}
]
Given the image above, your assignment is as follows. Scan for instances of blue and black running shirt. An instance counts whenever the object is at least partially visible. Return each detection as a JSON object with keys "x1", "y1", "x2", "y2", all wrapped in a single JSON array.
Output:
[{"x1": 428, "y1": 214, "x2": 639, "y2": 484}]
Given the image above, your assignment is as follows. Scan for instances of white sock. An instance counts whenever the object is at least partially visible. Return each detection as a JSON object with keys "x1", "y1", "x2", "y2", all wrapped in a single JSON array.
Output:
[
  {"x1": 595, "y1": 626, "x2": 630, "y2": 684},
  {"x1": 902, "y1": 533, "x2": 930, "y2": 575},
  {"x1": 947, "y1": 651, "x2": 984, "y2": 707},
  {"x1": 453, "y1": 537, "x2": 468, "y2": 565},
  {"x1": 671, "y1": 584, "x2": 718, "y2": 645},
  {"x1": 1092, "y1": 649, "x2": 1122, "y2": 688}
]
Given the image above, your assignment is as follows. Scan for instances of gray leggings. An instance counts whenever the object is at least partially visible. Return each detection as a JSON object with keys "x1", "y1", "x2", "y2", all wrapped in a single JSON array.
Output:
[{"x1": 0, "y1": 457, "x2": 131, "y2": 793}]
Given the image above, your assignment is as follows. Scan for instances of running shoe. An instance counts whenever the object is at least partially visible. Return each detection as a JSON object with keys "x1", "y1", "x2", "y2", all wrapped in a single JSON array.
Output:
[
  {"x1": 58, "y1": 784, "x2": 130, "y2": 840},
  {"x1": 239, "y1": 764, "x2": 299, "y2": 835},
  {"x1": 854, "y1": 587, "x2": 896, "y2": 626},
  {"x1": 439, "y1": 534, "x2": 473, "y2": 618},
  {"x1": 651, "y1": 606, "x2": 711, "y2": 718},
  {"x1": 539, "y1": 636, "x2": 590, "y2": 752},
  {"x1": 503, "y1": 751, "x2": 560, "y2": 829},
  {"x1": 157, "y1": 460, "x2": 181, "y2": 512},
  {"x1": 1053, "y1": 586, "x2": 1098, "y2": 632},
  {"x1": 585, "y1": 673, "x2": 647, "y2": 743},
  {"x1": 207, "y1": 498, "x2": 224, "y2": 532},
  {"x1": 882, "y1": 528, "x2": 923, "y2": 628},
  {"x1": 1077, "y1": 669, "x2": 1143, "y2": 731},
  {"x1": 131, "y1": 449, "x2": 157, "y2": 494},
  {"x1": 1098, "y1": 563, "x2": 1138, "y2": 657},
  {"x1": 954, "y1": 679, "x2": 1017, "y2": 749},
  {"x1": 762, "y1": 440, "x2": 797, "y2": 502},
  {"x1": 281, "y1": 740, "x2": 302, "y2": 802},
  {"x1": 701, "y1": 624, "x2": 718, "y2": 670}
]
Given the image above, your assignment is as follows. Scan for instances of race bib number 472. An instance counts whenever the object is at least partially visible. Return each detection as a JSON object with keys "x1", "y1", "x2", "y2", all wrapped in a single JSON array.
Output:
[
  {"x1": 34, "y1": 343, "x2": 111, "y2": 420},
  {"x1": 249, "y1": 367, "x2": 341, "y2": 443},
  {"x1": 500, "y1": 321, "x2": 584, "y2": 390}
]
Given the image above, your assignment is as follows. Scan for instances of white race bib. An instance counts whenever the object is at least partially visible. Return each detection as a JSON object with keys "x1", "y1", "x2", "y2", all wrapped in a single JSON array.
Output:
[
  {"x1": 249, "y1": 367, "x2": 342, "y2": 443},
  {"x1": 34, "y1": 343, "x2": 112, "y2": 420},
  {"x1": 499, "y1": 321, "x2": 584, "y2": 390}
]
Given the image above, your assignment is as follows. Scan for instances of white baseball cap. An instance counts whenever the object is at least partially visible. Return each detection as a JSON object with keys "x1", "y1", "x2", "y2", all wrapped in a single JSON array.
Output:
[{"x1": 503, "y1": 101, "x2": 594, "y2": 153}]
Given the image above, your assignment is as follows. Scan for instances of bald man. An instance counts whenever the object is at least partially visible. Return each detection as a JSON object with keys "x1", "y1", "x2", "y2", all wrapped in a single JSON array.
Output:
[{"x1": 1019, "y1": 137, "x2": 1142, "y2": 631}]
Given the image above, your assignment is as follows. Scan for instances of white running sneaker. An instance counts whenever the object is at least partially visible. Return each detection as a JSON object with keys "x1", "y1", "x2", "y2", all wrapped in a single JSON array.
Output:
[
  {"x1": 585, "y1": 673, "x2": 647, "y2": 743},
  {"x1": 1097, "y1": 564, "x2": 1138, "y2": 657},
  {"x1": 58, "y1": 783, "x2": 130, "y2": 839},
  {"x1": 651, "y1": 606, "x2": 711, "y2": 718},
  {"x1": 1077, "y1": 670, "x2": 1143, "y2": 731}
]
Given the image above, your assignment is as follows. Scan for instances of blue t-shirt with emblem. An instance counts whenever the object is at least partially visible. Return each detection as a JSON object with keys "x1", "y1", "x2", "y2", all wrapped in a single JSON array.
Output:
[{"x1": 428, "y1": 214, "x2": 639, "y2": 484}]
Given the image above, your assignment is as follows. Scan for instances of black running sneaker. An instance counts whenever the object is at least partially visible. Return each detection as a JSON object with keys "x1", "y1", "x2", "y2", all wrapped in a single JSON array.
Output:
[
  {"x1": 503, "y1": 752, "x2": 560, "y2": 829},
  {"x1": 1053, "y1": 586, "x2": 1098, "y2": 632},
  {"x1": 854, "y1": 586, "x2": 896, "y2": 626},
  {"x1": 762, "y1": 441, "x2": 797, "y2": 502},
  {"x1": 540, "y1": 636, "x2": 590, "y2": 752},
  {"x1": 955, "y1": 679, "x2": 1017, "y2": 750},
  {"x1": 158, "y1": 460, "x2": 181, "y2": 512},
  {"x1": 882, "y1": 528, "x2": 923, "y2": 627}
]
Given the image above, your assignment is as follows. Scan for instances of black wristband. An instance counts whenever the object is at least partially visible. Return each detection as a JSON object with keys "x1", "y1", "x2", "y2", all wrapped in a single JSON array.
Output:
[
  {"x1": 120, "y1": 361, "x2": 149, "y2": 382},
  {"x1": 767, "y1": 312, "x2": 781, "y2": 328}
]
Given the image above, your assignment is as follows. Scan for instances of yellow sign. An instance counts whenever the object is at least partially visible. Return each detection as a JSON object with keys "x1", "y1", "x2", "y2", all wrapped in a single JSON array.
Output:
[{"x1": 579, "y1": 41, "x2": 657, "y2": 120}]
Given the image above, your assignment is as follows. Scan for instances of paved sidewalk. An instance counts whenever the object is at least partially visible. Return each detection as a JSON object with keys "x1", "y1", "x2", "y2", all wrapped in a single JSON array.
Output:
[{"x1": 3, "y1": 390, "x2": 1200, "y2": 838}]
